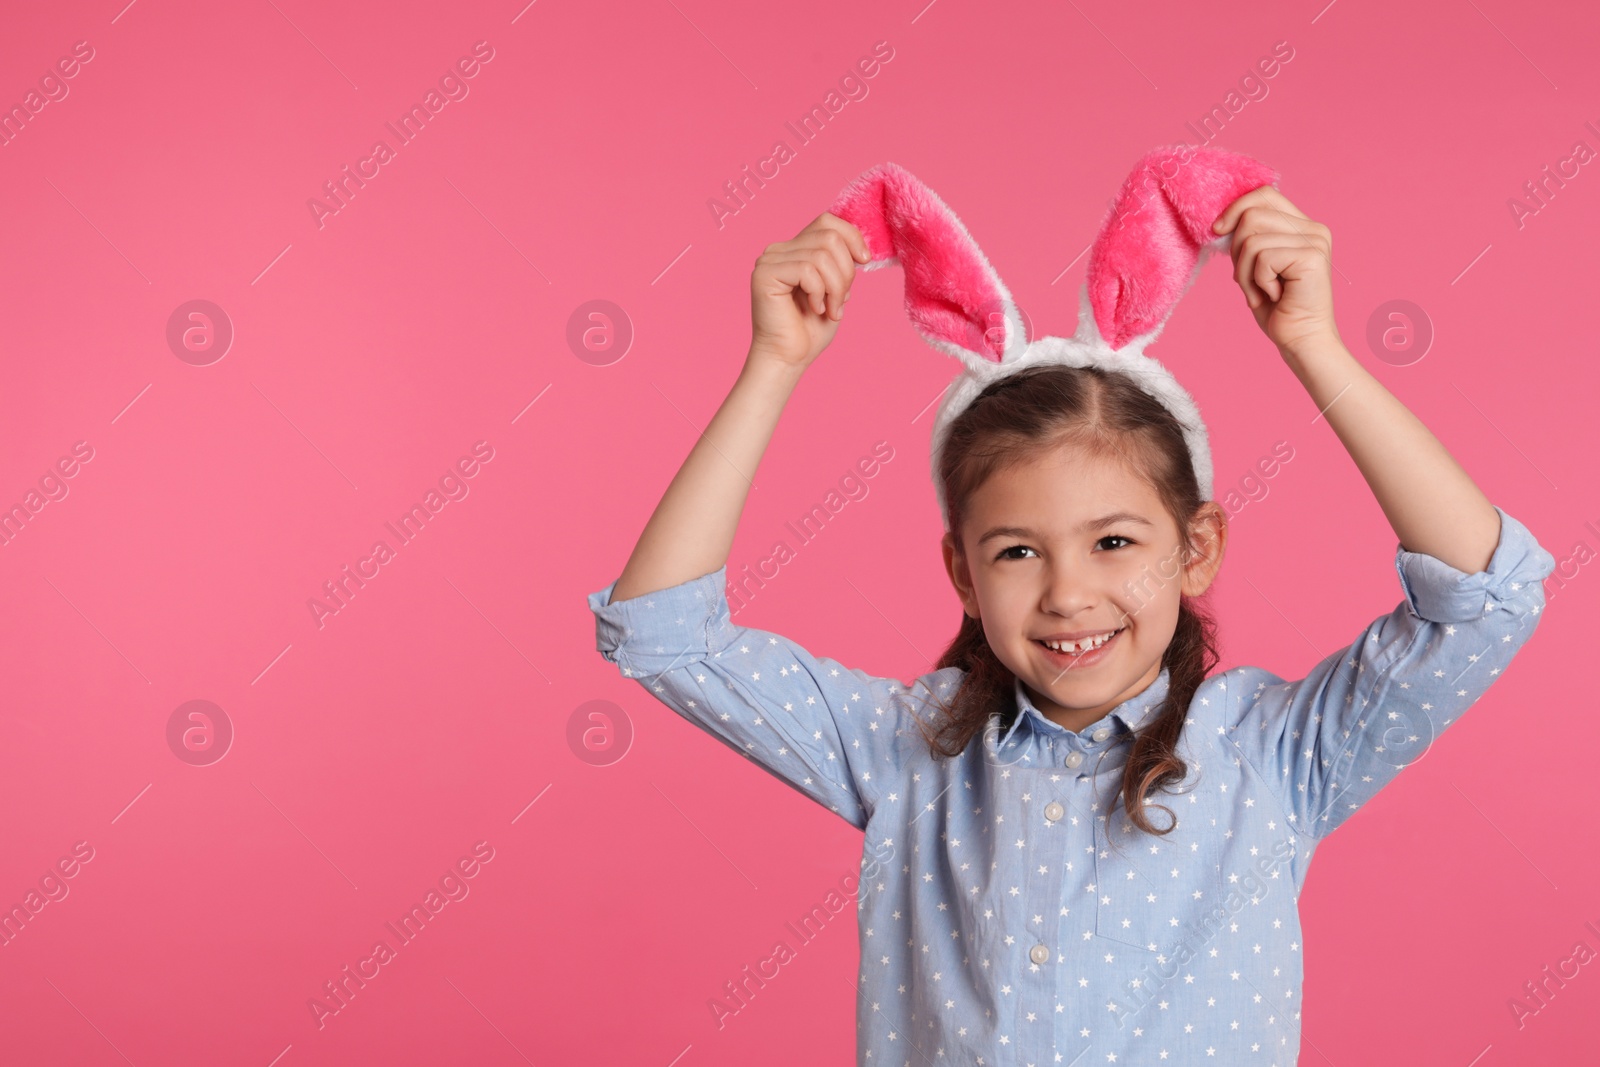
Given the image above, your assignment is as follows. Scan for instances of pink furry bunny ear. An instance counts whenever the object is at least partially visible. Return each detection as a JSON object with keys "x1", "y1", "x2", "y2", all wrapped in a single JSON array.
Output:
[
  {"x1": 825, "y1": 147, "x2": 1280, "y2": 524},
  {"x1": 828, "y1": 163, "x2": 1028, "y2": 370},
  {"x1": 1087, "y1": 145, "x2": 1278, "y2": 350}
]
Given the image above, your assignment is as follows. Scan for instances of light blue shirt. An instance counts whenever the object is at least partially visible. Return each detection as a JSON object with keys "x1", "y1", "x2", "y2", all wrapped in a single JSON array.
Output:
[{"x1": 587, "y1": 504, "x2": 1553, "y2": 1066}]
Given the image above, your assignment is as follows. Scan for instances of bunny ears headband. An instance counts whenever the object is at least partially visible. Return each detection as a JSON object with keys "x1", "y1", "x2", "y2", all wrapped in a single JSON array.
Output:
[{"x1": 827, "y1": 145, "x2": 1278, "y2": 528}]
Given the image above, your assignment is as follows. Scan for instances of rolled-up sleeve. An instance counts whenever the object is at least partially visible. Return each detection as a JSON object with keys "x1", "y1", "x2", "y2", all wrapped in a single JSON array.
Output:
[
  {"x1": 1224, "y1": 505, "x2": 1555, "y2": 840},
  {"x1": 587, "y1": 565, "x2": 935, "y2": 831}
]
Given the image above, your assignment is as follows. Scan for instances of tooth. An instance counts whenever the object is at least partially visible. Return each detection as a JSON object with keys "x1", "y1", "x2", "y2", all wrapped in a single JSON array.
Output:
[{"x1": 1045, "y1": 630, "x2": 1116, "y2": 653}]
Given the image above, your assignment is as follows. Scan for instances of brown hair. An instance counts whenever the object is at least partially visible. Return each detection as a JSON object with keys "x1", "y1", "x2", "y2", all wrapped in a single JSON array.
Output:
[{"x1": 910, "y1": 363, "x2": 1221, "y2": 838}]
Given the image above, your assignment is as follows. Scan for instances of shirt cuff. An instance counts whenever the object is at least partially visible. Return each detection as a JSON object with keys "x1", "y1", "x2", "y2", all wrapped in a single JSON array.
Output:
[
  {"x1": 586, "y1": 565, "x2": 733, "y2": 676},
  {"x1": 1393, "y1": 505, "x2": 1555, "y2": 623}
]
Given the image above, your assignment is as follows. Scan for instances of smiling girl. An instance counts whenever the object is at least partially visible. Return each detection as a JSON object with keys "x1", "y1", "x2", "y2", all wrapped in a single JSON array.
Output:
[{"x1": 588, "y1": 147, "x2": 1555, "y2": 1065}]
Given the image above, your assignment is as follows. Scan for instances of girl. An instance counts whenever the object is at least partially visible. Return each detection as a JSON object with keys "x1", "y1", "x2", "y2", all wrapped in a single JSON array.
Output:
[{"x1": 588, "y1": 147, "x2": 1555, "y2": 1066}]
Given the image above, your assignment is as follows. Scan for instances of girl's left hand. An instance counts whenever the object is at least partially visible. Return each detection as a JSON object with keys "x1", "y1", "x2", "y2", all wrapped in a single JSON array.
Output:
[{"x1": 1211, "y1": 186, "x2": 1339, "y2": 356}]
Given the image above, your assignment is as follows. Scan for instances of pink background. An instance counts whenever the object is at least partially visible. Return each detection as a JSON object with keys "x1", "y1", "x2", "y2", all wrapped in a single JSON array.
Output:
[{"x1": 0, "y1": 0, "x2": 1594, "y2": 1063}]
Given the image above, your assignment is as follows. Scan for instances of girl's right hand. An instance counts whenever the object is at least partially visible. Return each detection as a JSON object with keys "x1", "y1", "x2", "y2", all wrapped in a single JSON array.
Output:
[{"x1": 747, "y1": 212, "x2": 872, "y2": 370}]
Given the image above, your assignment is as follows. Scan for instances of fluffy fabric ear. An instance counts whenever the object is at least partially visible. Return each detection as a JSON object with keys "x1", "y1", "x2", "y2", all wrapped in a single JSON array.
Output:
[
  {"x1": 829, "y1": 162, "x2": 1027, "y2": 369},
  {"x1": 1087, "y1": 145, "x2": 1278, "y2": 350}
]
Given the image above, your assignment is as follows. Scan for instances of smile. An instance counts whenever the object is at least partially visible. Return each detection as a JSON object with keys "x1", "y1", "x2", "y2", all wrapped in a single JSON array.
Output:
[
  {"x1": 1033, "y1": 627, "x2": 1125, "y2": 670},
  {"x1": 1036, "y1": 628, "x2": 1124, "y2": 654}
]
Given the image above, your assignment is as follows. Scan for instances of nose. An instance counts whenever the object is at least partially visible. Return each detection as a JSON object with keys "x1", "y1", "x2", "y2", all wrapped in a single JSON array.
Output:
[{"x1": 1038, "y1": 558, "x2": 1101, "y2": 619}]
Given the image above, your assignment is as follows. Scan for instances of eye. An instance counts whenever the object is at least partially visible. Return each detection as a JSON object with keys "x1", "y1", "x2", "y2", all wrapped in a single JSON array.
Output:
[{"x1": 996, "y1": 536, "x2": 1134, "y2": 561}]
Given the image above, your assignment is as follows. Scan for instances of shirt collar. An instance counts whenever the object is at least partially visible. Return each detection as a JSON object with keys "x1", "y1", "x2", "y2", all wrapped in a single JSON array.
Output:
[{"x1": 996, "y1": 667, "x2": 1172, "y2": 751}]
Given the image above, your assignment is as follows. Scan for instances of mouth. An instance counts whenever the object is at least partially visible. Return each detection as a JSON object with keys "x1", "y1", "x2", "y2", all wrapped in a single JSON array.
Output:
[{"x1": 1034, "y1": 627, "x2": 1125, "y2": 669}]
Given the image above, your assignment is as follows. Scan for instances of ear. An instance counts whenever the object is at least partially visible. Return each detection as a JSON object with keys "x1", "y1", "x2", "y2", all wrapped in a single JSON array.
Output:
[
  {"x1": 940, "y1": 529, "x2": 980, "y2": 619},
  {"x1": 829, "y1": 162, "x2": 1028, "y2": 371},
  {"x1": 1086, "y1": 145, "x2": 1278, "y2": 350},
  {"x1": 1179, "y1": 501, "x2": 1230, "y2": 598}
]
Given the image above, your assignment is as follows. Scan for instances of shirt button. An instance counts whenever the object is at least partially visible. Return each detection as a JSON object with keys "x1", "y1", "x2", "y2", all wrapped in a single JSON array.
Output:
[
  {"x1": 1064, "y1": 751, "x2": 1084, "y2": 768},
  {"x1": 1091, "y1": 727, "x2": 1111, "y2": 742},
  {"x1": 1029, "y1": 943, "x2": 1050, "y2": 965},
  {"x1": 1044, "y1": 801, "x2": 1065, "y2": 822}
]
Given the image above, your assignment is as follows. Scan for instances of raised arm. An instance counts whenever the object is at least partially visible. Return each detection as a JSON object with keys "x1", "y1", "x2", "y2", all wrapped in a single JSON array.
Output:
[
  {"x1": 609, "y1": 213, "x2": 870, "y2": 603},
  {"x1": 1211, "y1": 185, "x2": 1556, "y2": 840},
  {"x1": 1213, "y1": 186, "x2": 1500, "y2": 572},
  {"x1": 590, "y1": 214, "x2": 934, "y2": 833}
]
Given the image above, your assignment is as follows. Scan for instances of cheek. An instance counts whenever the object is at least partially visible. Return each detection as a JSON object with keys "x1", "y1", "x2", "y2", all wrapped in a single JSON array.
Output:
[
  {"x1": 975, "y1": 580, "x2": 1022, "y2": 625},
  {"x1": 1115, "y1": 585, "x2": 1182, "y2": 649},
  {"x1": 1110, "y1": 554, "x2": 1183, "y2": 625},
  {"x1": 974, "y1": 573, "x2": 1036, "y2": 634}
]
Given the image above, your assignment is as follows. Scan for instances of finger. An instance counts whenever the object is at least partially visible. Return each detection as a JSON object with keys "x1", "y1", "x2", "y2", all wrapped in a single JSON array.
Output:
[
  {"x1": 1236, "y1": 231, "x2": 1323, "y2": 260},
  {"x1": 1213, "y1": 187, "x2": 1271, "y2": 235},
  {"x1": 768, "y1": 258, "x2": 828, "y2": 316},
  {"x1": 1237, "y1": 234, "x2": 1321, "y2": 304},
  {"x1": 1228, "y1": 207, "x2": 1312, "y2": 253},
  {"x1": 1237, "y1": 185, "x2": 1310, "y2": 223},
  {"x1": 1212, "y1": 184, "x2": 1308, "y2": 235},
  {"x1": 804, "y1": 244, "x2": 850, "y2": 320},
  {"x1": 768, "y1": 250, "x2": 847, "y2": 319},
  {"x1": 818, "y1": 225, "x2": 861, "y2": 282},
  {"x1": 814, "y1": 212, "x2": 873, "y2": 263},
  {"x1": 1253, "y1": 244, "x2": 1319, "y2": 304},
  {"x1": 1251, "y1": 207, "x2": 1323, "y2": 251},
  {"x1": 798, "y1": 230, "x2": 858, "y2": 317},
  {"x1": 1254, "y1": 248, "x2": 1283, "y2": 304},
  {"x1": 1231, "y1": 232, "x2": 1266, "y2": 309},
  {"x1": 796, "y1": 262, "x2": 827, "y2": 316}
]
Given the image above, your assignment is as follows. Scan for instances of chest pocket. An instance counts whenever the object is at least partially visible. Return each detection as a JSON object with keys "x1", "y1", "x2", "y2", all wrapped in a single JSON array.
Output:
[{"x1": 1092, "y1": 790, "x2": 1224, "y2": 955}]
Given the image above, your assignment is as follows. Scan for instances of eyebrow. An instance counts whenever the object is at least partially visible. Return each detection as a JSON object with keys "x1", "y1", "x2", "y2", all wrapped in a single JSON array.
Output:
[{"x1": 976, "y1": 511, "x2": 1156, "y2": 545}]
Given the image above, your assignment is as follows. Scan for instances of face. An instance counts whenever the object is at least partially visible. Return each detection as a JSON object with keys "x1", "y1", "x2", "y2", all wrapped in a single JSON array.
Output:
[{"x1": 941, "y1": 442, "x2": 1227, "y2": 735}]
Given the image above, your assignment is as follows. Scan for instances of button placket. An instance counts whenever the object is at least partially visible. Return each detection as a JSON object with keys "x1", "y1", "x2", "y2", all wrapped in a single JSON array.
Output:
[{"x1": 1009, "y1": 768, "x2": 1072, "y2": 1054}]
